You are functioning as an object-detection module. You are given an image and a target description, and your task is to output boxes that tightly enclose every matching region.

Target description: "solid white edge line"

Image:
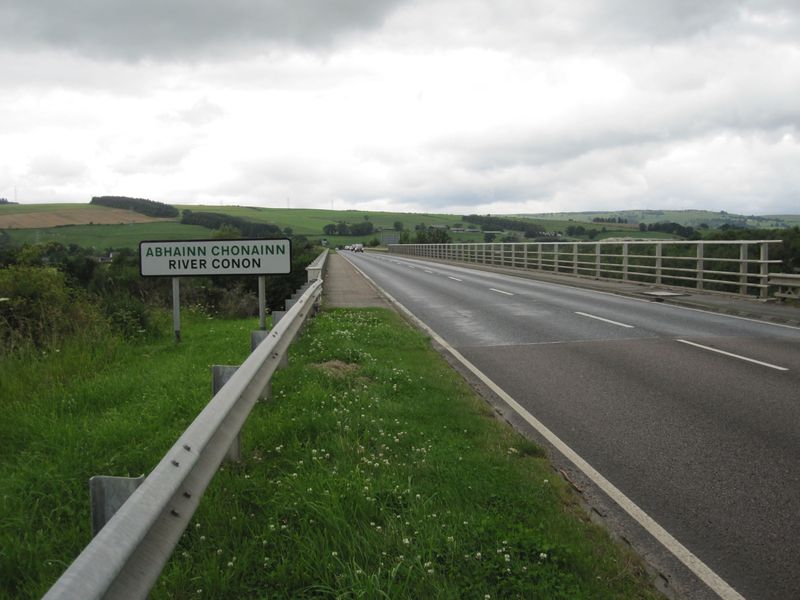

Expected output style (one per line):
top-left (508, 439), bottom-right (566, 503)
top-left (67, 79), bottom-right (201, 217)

top-left (489, 288), bottom-right (514, 296)
top-left (575, 311), bottom-right (635, 329)
top-left (342, 252), bottom-right (745, 600)
top-left (448, 276), bottom-right (463, 282)
top-left (676, 339), bottom-right (789, 371)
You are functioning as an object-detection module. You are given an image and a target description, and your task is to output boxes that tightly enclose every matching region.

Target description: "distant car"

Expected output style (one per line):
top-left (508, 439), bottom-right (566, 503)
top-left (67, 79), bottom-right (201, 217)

top-left (353, 244), bottom-right (364, 252)
top-left (344, 245), bottom-right (352, 251)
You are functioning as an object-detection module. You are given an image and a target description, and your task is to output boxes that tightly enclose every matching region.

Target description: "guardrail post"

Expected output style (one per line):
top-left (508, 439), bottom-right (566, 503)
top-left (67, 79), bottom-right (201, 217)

top-left (696, 242), bottom-right (704, 290)
top-left (760, 243), bottom-right (769, 299)
top-left (251, 330), bottom-right (269, 351)
top-left (212, 365), bottom-right (243, 462)
top-left (89, 475), bottom-right (145, 537)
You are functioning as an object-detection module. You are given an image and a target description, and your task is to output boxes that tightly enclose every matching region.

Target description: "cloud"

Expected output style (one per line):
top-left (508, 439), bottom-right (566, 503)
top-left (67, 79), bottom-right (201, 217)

top-left (161, 98), bottom-right (225, 126)
top-left (27, 155), bottom-right (87, 184)
top-left (0, 0), bottom-right (409, 61)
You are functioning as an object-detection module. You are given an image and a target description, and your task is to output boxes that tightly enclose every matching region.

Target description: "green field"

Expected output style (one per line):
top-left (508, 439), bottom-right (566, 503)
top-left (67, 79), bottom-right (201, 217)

top-left (4, 222), bottom-right (213, 250)
top-left (5, 203), bottom-right (794, 251)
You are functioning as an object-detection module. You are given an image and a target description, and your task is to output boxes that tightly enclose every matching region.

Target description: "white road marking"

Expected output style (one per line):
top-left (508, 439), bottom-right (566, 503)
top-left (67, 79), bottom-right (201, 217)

top-left (424, 269), bottom-right (434, 273)
top-left (340, 252), bottom-right (745, 600)
top-left (676, 339), bottom-right (789, 371)
top-left (575, 312), bottom-right (635, 329)
top-left (489, 288), bottom-right (514, 296)
top-left (448, 276), bottom-right (463, 282)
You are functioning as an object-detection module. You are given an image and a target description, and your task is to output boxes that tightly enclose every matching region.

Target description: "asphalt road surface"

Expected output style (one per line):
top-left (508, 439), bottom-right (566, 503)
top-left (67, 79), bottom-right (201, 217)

top-left (342, 251), bottom-right (800, 600)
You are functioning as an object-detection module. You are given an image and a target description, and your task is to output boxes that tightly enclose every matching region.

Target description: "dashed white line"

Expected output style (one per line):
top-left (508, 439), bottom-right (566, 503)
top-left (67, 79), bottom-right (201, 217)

top-left (677, 339), bottom-right (789, 371)
top-left (448, 276), bottom-right (463, 282)
top-left (424, 269), bottom-right (434, 273)
top-left (489, 288), bottom-right (514, 296)
top-left (575, 312), bottom-right (634, 329)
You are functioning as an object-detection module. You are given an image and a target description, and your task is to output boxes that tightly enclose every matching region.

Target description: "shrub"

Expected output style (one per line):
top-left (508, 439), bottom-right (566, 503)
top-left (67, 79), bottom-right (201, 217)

top-left (0, 266), bottom-right (107, 354)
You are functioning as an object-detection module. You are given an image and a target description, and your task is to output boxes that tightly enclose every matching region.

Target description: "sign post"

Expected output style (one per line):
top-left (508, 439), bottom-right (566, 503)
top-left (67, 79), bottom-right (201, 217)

top-left (172, 277), bottom-right (181, 343)
top-left (140, 238), bottom-right (292, 341)
top-left (258, 276), bottom-right (266, 330)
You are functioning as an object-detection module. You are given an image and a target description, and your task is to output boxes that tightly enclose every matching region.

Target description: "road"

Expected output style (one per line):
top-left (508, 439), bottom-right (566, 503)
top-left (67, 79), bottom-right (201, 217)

top-left (341, 251), bottom-right (800, 600)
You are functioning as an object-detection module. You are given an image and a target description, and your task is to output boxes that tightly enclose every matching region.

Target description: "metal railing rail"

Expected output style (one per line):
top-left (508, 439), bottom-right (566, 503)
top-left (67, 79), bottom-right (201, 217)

top-left (388, 240), bottom-right (783, 298)
top-left (43, 278), bottom-right (323, 600)
top-left (306, 248), bottom-right (329, 281)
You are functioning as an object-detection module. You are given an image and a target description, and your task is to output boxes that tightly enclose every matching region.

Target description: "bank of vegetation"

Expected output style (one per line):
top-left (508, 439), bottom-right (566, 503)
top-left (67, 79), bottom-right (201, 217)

top-left (0, 233), bottom-right (318, 356)
top-left (0, 301), bottom-right (664, 598)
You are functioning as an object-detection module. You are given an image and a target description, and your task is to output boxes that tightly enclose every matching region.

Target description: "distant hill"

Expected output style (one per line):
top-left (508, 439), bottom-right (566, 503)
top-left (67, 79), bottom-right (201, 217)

top-left (521, 210), bottom-right (800, 229)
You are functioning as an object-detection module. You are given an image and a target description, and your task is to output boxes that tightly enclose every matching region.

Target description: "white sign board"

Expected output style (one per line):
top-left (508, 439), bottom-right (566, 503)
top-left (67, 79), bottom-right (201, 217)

top-left (139, 238), bottom-right (292, 277)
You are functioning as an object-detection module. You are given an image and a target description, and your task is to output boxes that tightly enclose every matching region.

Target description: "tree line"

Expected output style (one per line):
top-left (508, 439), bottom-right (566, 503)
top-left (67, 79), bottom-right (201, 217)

top-left (463, 214), bottom-right (545, 238)
top-left (90, 196), bottom-right (179, 218)
top-left (322, 221), bottom-right (375, 236)
top-left (182, 210), bottom-right (283, 238)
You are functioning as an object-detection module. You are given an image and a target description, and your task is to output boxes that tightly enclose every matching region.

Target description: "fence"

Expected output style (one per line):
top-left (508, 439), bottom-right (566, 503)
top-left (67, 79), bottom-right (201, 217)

top-left (43, 251), bottom-right (328, 600)
top-left (389, 240), bottom-right (783, 298)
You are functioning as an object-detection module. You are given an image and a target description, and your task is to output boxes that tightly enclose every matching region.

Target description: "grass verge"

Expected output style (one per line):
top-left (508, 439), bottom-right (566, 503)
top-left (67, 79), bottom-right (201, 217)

top-left (1, 308), bottom-right (661, 599)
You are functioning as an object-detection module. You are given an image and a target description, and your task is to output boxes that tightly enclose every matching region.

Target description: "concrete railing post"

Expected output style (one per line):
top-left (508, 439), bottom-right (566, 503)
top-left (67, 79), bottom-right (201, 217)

top-left (696, 242), bottom-right (704, 290)
top-left (739, 243), bottom-right (748, 296)
top-left (655, 243), bottom-right (663, 285)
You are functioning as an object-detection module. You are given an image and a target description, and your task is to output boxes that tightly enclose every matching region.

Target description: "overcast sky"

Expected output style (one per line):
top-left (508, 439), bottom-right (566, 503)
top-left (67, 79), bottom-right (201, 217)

top-left (1, 0), bottom-right (798, 215)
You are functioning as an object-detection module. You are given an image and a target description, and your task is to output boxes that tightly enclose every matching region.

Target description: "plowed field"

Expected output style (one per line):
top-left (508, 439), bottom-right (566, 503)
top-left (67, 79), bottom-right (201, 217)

top-left (0, 206), bottom-right (172, 229)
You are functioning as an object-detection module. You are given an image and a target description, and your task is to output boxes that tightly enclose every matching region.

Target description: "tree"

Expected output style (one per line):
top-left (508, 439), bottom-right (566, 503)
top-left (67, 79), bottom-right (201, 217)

top-left (283, 227), bottom-right (293, 236)
top-left (484, 232), bottom-right (496, 242)
top-left (213, 224), bottom-right (242, 239)
top-left (350, 221), bottom-right (374, 236)
top-left (393, 221), bottom-right (404, 231)
top-left (336, 222), bottom-right (350, 235)
top-left (323, 224), bottom-right (338, 236)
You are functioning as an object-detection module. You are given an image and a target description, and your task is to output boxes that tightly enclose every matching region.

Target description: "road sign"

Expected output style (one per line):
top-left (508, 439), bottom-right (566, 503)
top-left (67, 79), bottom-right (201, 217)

top-left (139, 238), bottom-right (292, 277)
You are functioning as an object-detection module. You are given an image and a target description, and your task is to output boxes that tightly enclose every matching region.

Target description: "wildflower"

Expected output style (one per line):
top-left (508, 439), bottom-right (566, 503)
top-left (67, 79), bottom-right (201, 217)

top-left (539, 552), bottom-right (548, 560)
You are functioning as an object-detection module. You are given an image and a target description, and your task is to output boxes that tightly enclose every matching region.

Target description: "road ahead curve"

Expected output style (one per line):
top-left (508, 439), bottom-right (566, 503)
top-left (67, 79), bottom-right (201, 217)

top-left (342, 251), bottom-right (800, 600)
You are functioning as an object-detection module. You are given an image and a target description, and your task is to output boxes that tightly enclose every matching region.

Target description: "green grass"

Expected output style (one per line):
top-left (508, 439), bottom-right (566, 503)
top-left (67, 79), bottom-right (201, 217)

top-left (4, 222), bottom-right (214, 250)
top-left (174, 206), bottom-right (469, 236)
top-left (0, 203), bottom-right (90, 215)
top-left (0, 314), bottom-right (255, 598)
top-left (1, 307), bottom-right (661, 599)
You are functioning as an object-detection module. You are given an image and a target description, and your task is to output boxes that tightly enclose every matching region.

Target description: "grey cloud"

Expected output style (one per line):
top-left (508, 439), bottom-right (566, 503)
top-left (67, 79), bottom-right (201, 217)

top-left (27, 155), bottom-right (87, 183)
top-left (0, 0), bottom-right (408, 61)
